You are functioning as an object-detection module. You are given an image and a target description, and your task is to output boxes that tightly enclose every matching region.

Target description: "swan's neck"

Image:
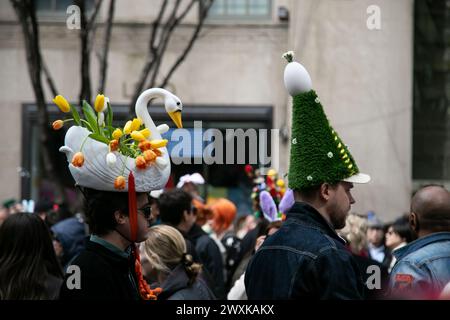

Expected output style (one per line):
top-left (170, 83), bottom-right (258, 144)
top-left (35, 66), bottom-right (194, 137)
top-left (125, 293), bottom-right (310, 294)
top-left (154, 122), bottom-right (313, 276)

top-left (135, 88), bottom-right (168, 140)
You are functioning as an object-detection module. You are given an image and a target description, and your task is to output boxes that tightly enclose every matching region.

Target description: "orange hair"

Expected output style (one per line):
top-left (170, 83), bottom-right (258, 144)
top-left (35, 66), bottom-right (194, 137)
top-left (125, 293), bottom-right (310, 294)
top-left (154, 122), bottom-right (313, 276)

top-left (192, 198), bottom-right (213, 226)
top-left (210, 198), bottom-right (237, 234)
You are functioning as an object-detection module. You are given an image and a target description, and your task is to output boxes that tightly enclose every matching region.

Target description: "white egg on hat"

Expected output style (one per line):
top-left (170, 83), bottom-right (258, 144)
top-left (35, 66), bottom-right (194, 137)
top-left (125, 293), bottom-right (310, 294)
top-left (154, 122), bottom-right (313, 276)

top-left (283, 51), bottom-right (313, 96)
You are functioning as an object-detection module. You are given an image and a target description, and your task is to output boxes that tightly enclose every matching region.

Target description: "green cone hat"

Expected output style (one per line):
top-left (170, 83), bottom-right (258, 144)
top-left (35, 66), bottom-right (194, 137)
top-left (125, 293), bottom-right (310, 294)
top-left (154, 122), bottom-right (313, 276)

top-left (283, 51), bottom-right (370, 190)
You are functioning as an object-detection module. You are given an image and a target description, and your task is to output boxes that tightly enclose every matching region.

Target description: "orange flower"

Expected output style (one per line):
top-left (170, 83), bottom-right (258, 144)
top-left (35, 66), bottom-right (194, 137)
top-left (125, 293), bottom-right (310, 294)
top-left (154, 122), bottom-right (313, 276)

top-left (109, 139), bottom-right (119, 152)
top-left (114, 176), bottom-right (126, 190)
top-left (153, 148), bottom-right (162, 157)
top-left (71, 152), bottom-right (84, 167)
top-left (52, 120), bottom-right (64, 130)
top-left (138, 140), bottom-right (151, 152)
top-left (135, 156), bottom-right (147, 169)
top-left (143, 150), bottom-right (156, 163)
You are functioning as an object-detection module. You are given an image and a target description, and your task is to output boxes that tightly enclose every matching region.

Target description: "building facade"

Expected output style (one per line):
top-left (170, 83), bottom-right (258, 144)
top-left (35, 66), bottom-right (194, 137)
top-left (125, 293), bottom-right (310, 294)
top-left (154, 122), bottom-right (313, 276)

top-left (0, 0), bottom-right (448, 221)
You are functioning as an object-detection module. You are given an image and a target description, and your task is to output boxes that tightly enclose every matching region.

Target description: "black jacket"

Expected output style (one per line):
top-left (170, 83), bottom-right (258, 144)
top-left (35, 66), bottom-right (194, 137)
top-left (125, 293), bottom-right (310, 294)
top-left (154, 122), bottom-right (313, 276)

top-left (157, 264), bottom-right (216, 300)
top-left (59, 240), bottom-right (140, 300)
top-left (186, 224), bottom-right (226, 299)
top-left (245, 202), bottom-right (365, 299)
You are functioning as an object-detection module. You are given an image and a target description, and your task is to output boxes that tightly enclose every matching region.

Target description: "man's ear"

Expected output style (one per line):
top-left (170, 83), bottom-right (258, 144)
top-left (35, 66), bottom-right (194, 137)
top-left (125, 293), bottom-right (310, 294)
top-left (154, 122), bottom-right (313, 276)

top-left (114, 210), bottom-right (128, 225)
top-left (181, 209), bottom-right (190, 222)
top-left (409, 212), bottom-right (419, 234)
top-left (319, 183), bottom-right (332, 201)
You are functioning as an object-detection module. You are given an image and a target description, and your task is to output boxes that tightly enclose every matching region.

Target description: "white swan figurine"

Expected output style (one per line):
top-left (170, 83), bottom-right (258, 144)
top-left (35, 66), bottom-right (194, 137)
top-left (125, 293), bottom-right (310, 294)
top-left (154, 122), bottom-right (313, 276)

top-left (59, 88), bottom-right (183, 192)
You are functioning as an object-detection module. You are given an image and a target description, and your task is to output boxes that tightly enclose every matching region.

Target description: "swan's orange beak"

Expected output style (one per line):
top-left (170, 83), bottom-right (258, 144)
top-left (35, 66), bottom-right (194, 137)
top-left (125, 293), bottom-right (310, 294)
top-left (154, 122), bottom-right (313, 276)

top-left (168, 111), bottom-right (183, 129)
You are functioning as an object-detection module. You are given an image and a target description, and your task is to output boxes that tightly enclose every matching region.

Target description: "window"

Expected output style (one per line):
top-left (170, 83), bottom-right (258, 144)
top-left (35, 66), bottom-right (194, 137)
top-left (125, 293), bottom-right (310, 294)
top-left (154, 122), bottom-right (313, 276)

top-left (36, 0), bottom-right (94, 20)
top-left (412, 0), bottom-right (450, 186)
top-left (208, 0), bottom-right (272, 22)
top-left (37, 0), bottom-right (74, 13)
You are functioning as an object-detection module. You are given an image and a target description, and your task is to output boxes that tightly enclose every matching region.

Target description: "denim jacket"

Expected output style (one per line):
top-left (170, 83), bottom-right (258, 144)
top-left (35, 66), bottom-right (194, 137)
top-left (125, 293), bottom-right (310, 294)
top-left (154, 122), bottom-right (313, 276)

top-left (389, 232), bottom-right (450, 299)
top-left (244, 202), bottom-right (364, 299)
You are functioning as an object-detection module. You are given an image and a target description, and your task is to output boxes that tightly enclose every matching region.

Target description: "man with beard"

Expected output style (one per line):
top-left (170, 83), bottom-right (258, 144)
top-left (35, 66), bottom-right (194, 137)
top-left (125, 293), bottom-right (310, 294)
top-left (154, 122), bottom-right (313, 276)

top-left (245, 51), bottom-right (371, 299)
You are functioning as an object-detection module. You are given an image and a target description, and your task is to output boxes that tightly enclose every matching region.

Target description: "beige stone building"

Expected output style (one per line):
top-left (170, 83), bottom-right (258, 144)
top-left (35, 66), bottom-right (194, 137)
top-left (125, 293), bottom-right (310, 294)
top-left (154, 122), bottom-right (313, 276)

top-left (0, 0), bottom-right (448, 221)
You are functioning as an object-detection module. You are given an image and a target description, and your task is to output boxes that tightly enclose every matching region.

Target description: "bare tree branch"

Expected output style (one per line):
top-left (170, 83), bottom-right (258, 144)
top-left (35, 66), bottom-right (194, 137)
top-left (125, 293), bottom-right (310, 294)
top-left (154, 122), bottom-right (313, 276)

top-left (87, 0), bottom-right (103, 54)
top-left (159, 0), bottom-right (213, 87)
top-left (127, 0), bottom-right (213, 116)
top-left (42, 59), bottom-right (58, 97)
top-left (75, 0), bottom-right (102, 105)
top-left (147, 0), bottom-right (192, 88)
top-left (98, 0), bottom-right (115, 94)
top-left (10, 0), bottom-right (65, 200)
top-left (128, 0), bottom-right (171, 115)
top-left (75, 0), bottom-right (92, 105)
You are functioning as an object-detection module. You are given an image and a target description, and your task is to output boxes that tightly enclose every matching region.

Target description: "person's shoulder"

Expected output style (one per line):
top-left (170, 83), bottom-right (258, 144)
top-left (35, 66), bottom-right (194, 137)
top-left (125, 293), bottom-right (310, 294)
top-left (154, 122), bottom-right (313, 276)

top-left (401, 239), bottom-right (450, 266)
top-left (167, 279), bottom-right (215, 300)
top-left (67, 245), bottom-right (114, 275)
top-left (265, 221), bottom-right (338, 254)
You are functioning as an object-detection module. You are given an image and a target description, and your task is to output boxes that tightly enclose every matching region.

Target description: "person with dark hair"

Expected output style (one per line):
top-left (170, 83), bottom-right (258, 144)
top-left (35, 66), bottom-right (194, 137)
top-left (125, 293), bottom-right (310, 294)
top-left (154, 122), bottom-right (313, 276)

top-left (389, 185), bottom-right (450, 299)
top-left (59, 188), bottom-right (154, 300)
top-left (52, 88), bottom-right (184, 300)
top-left (228, 220), bottom-right (282, 300)
top-left (0, 213), bottom-right (63, 299)
top-left (385, 215), bottom-right (412, 273)
top-left (143, 224), bottom-right (215, 300)
top-left (34, 199), bottom-right (53, 223)
top-left (245, 52), bottom-right (370, 299)
top-left (159, 189), bottom-right (226, 299)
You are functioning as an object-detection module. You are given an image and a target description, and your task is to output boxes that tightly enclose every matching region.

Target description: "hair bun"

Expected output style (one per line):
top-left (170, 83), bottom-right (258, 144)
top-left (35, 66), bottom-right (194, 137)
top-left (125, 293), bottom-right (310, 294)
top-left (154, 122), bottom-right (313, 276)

top-left (182, 253), bottom-right (193, 267)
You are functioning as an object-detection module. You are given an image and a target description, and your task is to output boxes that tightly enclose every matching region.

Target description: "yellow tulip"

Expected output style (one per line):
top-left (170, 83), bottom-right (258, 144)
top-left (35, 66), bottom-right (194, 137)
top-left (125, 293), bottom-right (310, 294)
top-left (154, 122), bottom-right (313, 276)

top-left (131, 118), bottom-right (142, 131)
top-left (112, 128), bottom-right (123, 140)
top-left (131, 130), bottom-right (145, 142)
top-left (53, 95), bottom-right (70, 113)
top-left (149, 139), bottom-right (168, 149)
top-left (94, 94), bottom-right (105, 113)
top-left (52, 120), bottom-right (64, 130)
top-left (139, 128), bottom-right (151, 138)
top-left (124, 120), bottom-right (133, 134)
top-left (276, 179), bottom-right (285, 188)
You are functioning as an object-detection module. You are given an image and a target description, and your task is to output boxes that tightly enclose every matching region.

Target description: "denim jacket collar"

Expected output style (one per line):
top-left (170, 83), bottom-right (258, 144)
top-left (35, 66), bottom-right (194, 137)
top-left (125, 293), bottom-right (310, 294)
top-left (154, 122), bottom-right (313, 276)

top-left (393, 232), bottom-right (450, 260)
top-left (286, 202), bottom-right (346, 245)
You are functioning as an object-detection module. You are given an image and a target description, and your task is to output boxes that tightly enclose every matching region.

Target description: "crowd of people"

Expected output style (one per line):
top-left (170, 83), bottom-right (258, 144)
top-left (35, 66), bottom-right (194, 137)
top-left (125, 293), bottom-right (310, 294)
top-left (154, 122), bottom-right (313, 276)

top-left (0, 172), bottom-right (449, 300)
top-left (1, 51), bottom-right (449, 301)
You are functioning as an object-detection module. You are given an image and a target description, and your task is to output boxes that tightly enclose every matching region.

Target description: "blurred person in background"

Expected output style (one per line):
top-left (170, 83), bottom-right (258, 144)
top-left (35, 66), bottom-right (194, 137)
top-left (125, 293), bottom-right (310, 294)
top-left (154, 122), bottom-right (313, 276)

top-left (176, 173), bottom-right (205, 203)
top-left (389, 185), bottom-right (450, 299)
top-left (0, 213), bottom-right (63, 299)
top-left (159, 189), bottom-right (225, 298)
top-left (209, 198), bottom-right (242, 289)
top-left (339, 213), bottom-right (389, 299)
top-left (366, 211), bottom-right (391, 269)
top-left (228, 220), bottom-right (282, 300)
top-left (385, 215), bottom-right (412, 273)
top-left (51, 212), bottom-right (87, 270)
top-left (142, 224), bottom-right (215, 300)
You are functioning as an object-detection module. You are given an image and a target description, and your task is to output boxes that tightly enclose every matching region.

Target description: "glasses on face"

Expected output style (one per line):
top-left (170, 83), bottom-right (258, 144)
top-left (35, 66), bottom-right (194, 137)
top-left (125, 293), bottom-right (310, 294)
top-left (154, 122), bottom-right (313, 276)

top-left (386, 229), bottom-right (395, 236)
top-left (138, 205), bottom-right (152, 220)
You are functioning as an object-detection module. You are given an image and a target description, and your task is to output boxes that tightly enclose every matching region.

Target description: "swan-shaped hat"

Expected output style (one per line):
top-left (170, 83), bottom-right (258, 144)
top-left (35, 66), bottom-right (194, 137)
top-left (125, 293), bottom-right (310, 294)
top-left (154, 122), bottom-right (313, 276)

top-left (53, 88), bottom-right (183, 192)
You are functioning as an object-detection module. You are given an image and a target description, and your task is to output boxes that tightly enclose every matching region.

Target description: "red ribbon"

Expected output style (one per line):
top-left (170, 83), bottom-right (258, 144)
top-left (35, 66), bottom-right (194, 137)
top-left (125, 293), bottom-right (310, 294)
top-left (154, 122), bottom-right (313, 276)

top-left (128, 171), bottom-right (137, 242)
